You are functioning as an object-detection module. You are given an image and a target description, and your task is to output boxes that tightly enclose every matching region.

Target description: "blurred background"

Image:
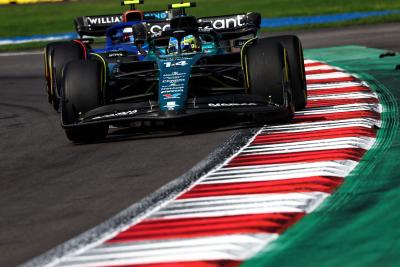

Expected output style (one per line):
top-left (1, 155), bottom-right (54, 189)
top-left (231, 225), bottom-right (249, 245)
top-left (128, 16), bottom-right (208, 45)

top-left (1, 0), bottom-right (400, 51)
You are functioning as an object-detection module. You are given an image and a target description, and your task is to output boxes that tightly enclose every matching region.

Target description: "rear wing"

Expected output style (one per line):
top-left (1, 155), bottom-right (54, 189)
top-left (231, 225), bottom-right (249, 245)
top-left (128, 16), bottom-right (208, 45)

top-left (74, 10), bottom-right (169, 37)
top-left (74, 11), bottom-right (260, 38)
top-left (145, 12), bottom-right (261, 38)
top-left (198, 13), bottom-right (261, 32)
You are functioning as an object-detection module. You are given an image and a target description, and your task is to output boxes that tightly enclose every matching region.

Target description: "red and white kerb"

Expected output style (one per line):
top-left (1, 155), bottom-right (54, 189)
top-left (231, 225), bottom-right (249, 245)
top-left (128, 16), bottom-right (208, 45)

top-left (49, 59), bottom-right (382, 267)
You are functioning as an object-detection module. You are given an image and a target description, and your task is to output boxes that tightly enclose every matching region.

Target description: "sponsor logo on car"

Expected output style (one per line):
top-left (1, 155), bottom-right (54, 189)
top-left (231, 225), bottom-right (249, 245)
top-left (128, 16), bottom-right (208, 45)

top-left (91, 110), bottom-right (138, 120)
top-left (208, 103), bottom-right (258, 107)
top-left (199, 15), bottom-right (246, 30)
top-left (149, 23), bottom-right (171, 36)
top-left (163, 93), bottom-right (181, 99)
top-left (144, 11), bottom-right (168, 20)
top-left (163, 60), bottom-right (188, 68)
top-left (160, 71), bottom-right (187, 94)
top-left (164, 101), bottom-right (180, 110)
top-left (147, 14), bottom-right (248, 36)
top-left (107, 51), bottom-right (126, 58)
top-left (86, 15), bottom-right (122, 25)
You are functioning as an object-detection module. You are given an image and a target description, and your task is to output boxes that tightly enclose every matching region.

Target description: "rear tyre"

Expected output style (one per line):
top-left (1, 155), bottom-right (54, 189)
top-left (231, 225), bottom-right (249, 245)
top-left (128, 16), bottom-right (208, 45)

top-left (270, 35), bottom-right (307, 110)
top-left (49, 42), bottom-right (85, 111)
top-left (245, 37), bottom-right (294, 123)
top-left (44, 42), bottom-right (70, 108)
top-left (62, 60), bottom-right (108, 143)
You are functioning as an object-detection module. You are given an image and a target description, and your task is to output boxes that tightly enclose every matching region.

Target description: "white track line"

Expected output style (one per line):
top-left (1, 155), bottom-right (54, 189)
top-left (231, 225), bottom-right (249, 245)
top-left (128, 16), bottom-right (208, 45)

top-left (0, 50), bottom-right (43, 57)
top-left (56, 234), bottom-right (278, 267)
top-left (149, 192), bottom-right (329, 219)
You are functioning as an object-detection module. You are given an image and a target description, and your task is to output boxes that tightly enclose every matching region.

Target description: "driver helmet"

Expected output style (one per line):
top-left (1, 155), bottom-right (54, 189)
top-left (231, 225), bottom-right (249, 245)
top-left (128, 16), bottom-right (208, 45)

top-left (167, 35), bottom-right (201, 54)
top-left (181, 34), bottom-right (200, 53)
top-left (122, 27), bottom-right (134, 43)
top-left (167, 37), bottom-right (179, 54)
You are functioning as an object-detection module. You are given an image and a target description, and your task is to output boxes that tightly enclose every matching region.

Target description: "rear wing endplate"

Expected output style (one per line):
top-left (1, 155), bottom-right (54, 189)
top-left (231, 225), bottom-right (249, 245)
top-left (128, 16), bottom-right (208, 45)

top-left (74, 10), bottom-right (169, 37)
top-left (145, 12), bottom-right (261, 37)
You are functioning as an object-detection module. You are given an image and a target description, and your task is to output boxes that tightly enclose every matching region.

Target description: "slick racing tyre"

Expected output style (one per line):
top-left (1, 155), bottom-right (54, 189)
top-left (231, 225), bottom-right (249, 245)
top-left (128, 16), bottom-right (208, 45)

top-left (49, 41), bottom-right (85, 111)
top-left (269, 35), bottom-right (307, 110)
top-left (61, 60), bottom-right (108, 143)
top-left (44, 42), bottom-right (70, 108)
top-left (245, 37), bottom-right (294, 123)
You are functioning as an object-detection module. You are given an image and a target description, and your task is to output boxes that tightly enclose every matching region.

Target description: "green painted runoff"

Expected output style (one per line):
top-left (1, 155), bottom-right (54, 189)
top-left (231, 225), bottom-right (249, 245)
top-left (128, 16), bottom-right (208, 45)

top-left (242, 45), bottom-right (400, 267)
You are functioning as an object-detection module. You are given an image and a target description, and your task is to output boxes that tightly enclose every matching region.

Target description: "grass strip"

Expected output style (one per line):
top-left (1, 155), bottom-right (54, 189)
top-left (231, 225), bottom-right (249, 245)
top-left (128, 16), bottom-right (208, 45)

top-left (1, 0), bottom-right (400, 37)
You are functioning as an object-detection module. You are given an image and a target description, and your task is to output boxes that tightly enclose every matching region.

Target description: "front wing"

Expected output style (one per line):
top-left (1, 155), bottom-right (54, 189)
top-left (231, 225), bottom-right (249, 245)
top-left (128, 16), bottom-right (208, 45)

top-left (62, 95), bottom-right (291, 128)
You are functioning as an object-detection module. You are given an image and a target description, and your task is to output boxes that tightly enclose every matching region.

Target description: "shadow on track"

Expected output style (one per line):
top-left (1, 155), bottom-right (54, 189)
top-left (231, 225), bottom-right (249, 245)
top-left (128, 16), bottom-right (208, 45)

top-left (81, 114), bottom-right (262, 145)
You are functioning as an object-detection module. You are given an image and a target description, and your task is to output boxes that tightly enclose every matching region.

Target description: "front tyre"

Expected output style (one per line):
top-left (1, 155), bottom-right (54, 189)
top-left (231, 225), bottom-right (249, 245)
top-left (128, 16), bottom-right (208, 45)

top-left (44, 42), bottom-right (72, 109)
top-left (271, 35), bottom-right (307, 110)
top-left (244, 37), bottom-right (294, 123)
top-left (61, 60), bottom-right (108, 143)
top-left (49, 42), bottom-right (85, 111)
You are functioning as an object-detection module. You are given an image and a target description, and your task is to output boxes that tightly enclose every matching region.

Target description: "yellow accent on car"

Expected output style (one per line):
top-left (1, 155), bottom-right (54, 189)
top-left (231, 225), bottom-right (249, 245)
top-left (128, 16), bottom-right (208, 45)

top-left (90, 53), bottom-right (107, 92)
top-left (244, 56), bottom-right (249, 90)
top-left (240, 37), bottom-right (256, 90)
top-left (44, 48), bottom-right (48, 78)
top-left (171, 2), bottom-right (191, 8)
top-left (283, 48), bottom-right (289, 82)
top-left (122, 0), bottom-right (142, 5)
top-left (48, 53), bottom-right (54, 102)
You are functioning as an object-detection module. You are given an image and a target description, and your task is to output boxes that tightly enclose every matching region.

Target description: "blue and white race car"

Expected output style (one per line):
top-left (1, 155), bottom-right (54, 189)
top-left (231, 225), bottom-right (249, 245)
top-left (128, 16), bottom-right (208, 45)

top-left (45, 0), bottom-right (170, 111)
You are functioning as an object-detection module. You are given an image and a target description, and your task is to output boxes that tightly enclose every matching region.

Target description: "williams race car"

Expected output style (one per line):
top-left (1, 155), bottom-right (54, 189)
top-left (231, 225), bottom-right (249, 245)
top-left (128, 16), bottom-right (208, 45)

top-left (44, 0), bottom-right (170, 111)
top-left (49, 2), bottom-right (307, 142)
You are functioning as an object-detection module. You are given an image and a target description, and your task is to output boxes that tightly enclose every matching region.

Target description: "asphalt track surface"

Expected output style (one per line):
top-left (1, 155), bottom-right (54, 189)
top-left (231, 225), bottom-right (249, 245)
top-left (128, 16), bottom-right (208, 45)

top-left (1, 23), bottom-right (400, 267)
